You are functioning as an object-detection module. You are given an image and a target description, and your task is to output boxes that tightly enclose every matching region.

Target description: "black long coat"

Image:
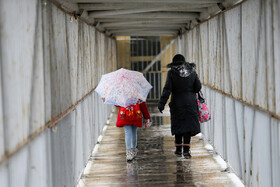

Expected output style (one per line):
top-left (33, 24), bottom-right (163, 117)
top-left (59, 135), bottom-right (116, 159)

top-left (158, 66), bottom-right (202, 136)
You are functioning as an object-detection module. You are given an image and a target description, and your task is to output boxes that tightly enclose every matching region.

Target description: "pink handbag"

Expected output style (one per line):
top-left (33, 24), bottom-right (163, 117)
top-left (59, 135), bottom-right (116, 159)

top-left (197, 91), bottom-right (211, 123)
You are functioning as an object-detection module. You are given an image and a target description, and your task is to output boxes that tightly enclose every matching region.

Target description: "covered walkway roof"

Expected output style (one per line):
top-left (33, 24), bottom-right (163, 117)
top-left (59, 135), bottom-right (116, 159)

top-left (54, 0), bottom-right (243, 36)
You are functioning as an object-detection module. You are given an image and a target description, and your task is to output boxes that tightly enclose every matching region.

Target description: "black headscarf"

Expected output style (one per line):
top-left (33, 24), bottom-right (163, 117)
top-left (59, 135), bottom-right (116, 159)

top-left (167, 54), bottom-right (196, 77)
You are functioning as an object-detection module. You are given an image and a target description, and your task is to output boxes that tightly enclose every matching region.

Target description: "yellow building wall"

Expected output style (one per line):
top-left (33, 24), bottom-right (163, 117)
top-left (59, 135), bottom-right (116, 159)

top-left (160, 37), bottom-right (175, 124)
top-left (116, 36), bottom-right (174, 72)
top-left (160, 36), bottom-right (175, 89)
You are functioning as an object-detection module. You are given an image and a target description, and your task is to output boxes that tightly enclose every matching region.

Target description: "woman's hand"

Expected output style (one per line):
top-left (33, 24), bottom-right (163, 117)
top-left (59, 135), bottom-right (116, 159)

top-left (158, 103), bottom-right (164, 113)
top-left (143, 119), bottom-right (152, 128)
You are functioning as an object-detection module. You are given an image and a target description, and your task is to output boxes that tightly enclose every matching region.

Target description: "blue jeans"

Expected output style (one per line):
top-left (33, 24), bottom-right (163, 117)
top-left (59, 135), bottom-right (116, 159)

top-left (124, 125), bottom-right (138, 150)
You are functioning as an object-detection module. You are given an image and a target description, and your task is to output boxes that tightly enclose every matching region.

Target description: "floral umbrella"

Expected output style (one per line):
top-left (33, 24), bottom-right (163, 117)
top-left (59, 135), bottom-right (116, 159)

top-left (95, 68), bottom-right (152, 107)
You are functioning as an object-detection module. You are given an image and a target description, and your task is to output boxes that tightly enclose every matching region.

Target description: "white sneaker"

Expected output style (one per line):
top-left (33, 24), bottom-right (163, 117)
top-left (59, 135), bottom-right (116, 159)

top-left (132, 148), bottom-right (138, 159)
top-left (126, 149), bottom-right (134, 161)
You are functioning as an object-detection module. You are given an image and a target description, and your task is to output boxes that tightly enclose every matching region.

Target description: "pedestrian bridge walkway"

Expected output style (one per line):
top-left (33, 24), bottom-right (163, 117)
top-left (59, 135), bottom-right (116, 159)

top-left (77, 106), bottom-right (243, 187)
top-left (1, 0), bottom-right (280, 186)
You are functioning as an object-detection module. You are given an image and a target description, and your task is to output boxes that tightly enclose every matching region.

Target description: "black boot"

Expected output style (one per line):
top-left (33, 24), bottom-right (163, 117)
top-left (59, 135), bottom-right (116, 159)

top-left (183, 146), bottom-right (191, 159)
top-left (174, 146), bottom-right (182, 156)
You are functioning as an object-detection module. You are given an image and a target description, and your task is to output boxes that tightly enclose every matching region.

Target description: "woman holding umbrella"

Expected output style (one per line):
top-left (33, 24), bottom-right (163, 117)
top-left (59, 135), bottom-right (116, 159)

top-left (95, 68), bottom-right (152, 161)
top-left (158, 54), bottom-right (201, 159)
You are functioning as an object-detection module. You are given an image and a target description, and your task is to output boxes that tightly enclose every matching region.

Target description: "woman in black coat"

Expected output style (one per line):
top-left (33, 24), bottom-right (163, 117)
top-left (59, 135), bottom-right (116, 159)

top-left (158, 54), bottom-right (201, 159)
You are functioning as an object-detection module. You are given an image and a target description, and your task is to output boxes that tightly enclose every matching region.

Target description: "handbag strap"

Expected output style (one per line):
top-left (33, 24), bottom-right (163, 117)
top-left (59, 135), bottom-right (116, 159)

top-left (197, 91), bottom-right (205, 103)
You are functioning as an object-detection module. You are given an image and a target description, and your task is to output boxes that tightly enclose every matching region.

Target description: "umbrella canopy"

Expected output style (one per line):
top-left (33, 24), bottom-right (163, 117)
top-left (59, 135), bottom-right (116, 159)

top-left (95, 68), bottom-right (152, 107)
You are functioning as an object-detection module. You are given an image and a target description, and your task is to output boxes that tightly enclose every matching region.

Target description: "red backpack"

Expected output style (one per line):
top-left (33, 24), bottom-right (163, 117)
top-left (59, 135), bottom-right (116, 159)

top-left (119, 103), bottom-right (142, 122)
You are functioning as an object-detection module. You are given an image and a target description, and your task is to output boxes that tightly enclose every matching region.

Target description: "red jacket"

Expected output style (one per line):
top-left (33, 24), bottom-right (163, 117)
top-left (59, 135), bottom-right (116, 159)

top-left (116, 102), bottom-right (150, 128)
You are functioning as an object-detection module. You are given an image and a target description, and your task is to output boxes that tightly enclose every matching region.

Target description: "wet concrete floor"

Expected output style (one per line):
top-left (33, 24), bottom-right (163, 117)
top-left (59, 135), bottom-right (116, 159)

top-left (78, 106), bottom-right (243, 187)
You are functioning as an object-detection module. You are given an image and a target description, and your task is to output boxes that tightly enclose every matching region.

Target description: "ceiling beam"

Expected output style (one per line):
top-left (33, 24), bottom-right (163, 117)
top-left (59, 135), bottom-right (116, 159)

top-left (106, 25), bottom-right (184, 30)
top-left (95, 18), bottom-right (193, 23)
top-left (109, 29), bottom-right (179, 36)
top-left (113, 31), bottom-right (177, 36)
top-left (75, 0), bottom-right (222, 3)
top-left (78, 3), bottom-right (211, 11)
top-left (99, 21), bottom-right (188, 27)
top-left (105, 24), bottom-right (185, 29)
top-left (89, 12), bottom-right (199, 19)
top-left (78, 3), bottom-right (213, 10)
top-left (89, 7), bottom-right (169, 17)
top-left (87, 7), bottom-right (205, 17)
top-left (109, 28), bottom-right (178, 32)
top-left (114, 34), bottom-right (175, 36)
